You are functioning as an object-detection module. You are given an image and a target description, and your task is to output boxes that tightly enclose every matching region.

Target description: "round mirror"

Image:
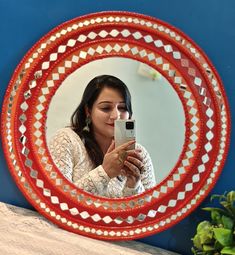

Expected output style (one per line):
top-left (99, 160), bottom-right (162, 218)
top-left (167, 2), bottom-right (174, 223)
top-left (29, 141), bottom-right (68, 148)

top-left (46, 57), bottom-right (185, 185)
top-left (1, 11), bottom-right (230, 240)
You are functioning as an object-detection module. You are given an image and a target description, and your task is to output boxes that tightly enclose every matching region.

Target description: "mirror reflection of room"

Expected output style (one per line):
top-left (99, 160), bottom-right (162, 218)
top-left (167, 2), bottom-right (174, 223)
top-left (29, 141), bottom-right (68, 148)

top-left (46, 57), bottom-right (185, 197)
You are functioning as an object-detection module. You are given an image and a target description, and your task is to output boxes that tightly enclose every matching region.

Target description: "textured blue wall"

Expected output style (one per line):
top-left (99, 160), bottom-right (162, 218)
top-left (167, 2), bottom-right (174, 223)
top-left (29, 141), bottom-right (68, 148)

top-left (0, 1), bottom-right (234, 254)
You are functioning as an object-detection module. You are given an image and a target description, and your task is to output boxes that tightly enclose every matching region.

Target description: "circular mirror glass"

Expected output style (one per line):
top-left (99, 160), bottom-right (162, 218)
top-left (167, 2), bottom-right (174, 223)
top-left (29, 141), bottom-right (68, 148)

top-left (46, 57), bottom-right (185, 187)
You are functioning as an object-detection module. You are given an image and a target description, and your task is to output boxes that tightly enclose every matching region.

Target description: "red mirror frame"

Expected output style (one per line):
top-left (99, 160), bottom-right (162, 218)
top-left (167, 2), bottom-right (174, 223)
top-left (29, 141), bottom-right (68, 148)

top-left (1, 11), bottom-right (230, 240)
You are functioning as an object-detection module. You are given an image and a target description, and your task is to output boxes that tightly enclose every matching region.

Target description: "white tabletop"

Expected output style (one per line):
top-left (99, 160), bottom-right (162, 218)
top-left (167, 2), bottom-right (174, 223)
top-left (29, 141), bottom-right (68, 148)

top-left (0, 202), bottom-right (180, 255)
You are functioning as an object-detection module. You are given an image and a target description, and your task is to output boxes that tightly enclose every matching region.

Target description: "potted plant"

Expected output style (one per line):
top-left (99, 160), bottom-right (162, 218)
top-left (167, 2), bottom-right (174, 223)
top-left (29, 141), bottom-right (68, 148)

top-left (192, 191), bottom-right (235, 254)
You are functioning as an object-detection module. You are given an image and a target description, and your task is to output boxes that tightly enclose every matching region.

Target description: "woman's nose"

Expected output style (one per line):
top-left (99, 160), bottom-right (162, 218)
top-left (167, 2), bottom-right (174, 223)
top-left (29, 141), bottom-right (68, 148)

top-left (110, 108), bottom-right (120, 120)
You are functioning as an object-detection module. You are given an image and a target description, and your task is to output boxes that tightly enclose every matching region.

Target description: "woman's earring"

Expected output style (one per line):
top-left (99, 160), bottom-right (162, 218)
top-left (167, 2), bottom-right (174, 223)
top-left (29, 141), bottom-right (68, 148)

top-left (83, 117), bottom-right (91, 132)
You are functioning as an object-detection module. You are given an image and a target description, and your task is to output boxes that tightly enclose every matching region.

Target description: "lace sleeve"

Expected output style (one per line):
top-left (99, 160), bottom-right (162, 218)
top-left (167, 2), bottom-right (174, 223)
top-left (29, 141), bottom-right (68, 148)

top-left (48, 128), bottom-right (110, 196)
top-left (122, 181), bottom-right (145, 197)
top-left (74, 165), bottom-right (110, 197)
top-left (48, 129), bottom-right (74, 181)
top-left (138, 144), bottom-right (156, 189)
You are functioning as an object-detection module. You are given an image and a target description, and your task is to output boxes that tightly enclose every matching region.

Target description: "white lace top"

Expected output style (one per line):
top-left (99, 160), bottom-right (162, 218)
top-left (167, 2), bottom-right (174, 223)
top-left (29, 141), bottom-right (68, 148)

top-left (48, 128), bottom-right (156, 197)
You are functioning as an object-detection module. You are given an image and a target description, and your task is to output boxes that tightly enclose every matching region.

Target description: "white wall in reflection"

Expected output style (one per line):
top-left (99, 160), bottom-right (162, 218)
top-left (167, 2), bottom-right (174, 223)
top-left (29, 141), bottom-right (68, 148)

top-left (46, 57), bottom-right (185, 184)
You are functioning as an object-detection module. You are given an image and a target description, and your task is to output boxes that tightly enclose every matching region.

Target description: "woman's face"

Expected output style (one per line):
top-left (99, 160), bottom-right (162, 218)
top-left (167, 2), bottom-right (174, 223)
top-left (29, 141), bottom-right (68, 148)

top-left (89, 87), bottom-right (130, 140)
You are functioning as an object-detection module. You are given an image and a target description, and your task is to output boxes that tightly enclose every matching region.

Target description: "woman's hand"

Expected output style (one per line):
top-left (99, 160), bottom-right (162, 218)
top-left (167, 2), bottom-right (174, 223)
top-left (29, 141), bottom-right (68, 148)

top-left (102, 140), bottom-right (136, 178)
top-left (122, 150), bottom-right (144, 188)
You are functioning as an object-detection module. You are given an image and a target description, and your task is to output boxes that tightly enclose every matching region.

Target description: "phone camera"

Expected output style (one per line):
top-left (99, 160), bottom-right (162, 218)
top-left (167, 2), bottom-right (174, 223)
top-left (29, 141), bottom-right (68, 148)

top-left (126, 121), bottom-right (134, 130)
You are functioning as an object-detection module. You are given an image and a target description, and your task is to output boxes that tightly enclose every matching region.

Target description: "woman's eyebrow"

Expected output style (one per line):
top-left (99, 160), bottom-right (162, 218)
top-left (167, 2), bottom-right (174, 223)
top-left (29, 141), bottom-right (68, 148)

top-left (98, 101), bottom-right (125, 105)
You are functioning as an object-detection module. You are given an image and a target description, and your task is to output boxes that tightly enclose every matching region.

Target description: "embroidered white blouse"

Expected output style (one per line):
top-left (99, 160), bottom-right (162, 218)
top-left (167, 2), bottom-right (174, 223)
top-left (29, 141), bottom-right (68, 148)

top-left (49, 128), bottom-right (156, 197)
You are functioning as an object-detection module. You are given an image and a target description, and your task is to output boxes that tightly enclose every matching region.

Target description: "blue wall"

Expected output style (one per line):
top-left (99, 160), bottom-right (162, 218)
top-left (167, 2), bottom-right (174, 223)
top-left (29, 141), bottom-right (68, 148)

top-left (0, 1), bottom-right (234, 254)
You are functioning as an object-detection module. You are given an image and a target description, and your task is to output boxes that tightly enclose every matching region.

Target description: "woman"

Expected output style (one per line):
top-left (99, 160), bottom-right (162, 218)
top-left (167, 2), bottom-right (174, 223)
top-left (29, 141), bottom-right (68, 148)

top-left (49, 75), bottom-right (156, 197)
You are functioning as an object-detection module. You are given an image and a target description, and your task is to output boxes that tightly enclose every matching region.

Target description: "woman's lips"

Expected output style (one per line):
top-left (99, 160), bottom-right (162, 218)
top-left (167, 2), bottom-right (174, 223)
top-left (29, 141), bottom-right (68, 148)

top-left (107, 123), bottom-right (114, 127)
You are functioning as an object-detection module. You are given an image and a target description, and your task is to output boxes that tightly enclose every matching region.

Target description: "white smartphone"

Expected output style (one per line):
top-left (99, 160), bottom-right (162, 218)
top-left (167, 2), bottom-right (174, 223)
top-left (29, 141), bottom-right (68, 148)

top-left (114, 119), bottom-right (136, 149)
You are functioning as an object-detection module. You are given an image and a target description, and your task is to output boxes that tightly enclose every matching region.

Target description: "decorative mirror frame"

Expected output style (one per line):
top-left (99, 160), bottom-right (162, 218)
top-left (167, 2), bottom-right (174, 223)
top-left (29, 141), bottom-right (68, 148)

top-left (1, 11), bottom-right (230, 240)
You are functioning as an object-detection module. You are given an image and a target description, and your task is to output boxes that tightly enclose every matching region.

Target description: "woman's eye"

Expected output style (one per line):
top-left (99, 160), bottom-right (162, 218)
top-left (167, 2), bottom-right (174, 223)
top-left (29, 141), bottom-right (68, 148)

top-left (118, 106), bottom-right (127, 112)
top-left (100, 105), bottom-right (127, 112)
top-left (100, 107), bottom-right (111, 112)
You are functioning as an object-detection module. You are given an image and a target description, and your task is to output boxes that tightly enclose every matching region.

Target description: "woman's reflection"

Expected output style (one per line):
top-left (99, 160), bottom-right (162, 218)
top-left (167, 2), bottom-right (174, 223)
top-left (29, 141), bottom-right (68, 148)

top-left (49, 75), bottom-right (156, 197)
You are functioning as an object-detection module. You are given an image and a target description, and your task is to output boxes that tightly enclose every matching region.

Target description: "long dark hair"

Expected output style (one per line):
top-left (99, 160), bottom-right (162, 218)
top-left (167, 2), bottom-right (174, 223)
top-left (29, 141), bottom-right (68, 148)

top-left (71, 75), bottom-right (133, 166)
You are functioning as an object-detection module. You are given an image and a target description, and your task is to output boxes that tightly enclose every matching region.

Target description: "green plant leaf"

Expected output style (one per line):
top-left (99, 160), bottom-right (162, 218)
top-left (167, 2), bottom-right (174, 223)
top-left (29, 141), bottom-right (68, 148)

top-left (191, 247), bottom-right (207, 255)
top-left (221, 201), bottom-right (230, 209)
top-left (197, 221), bottom-right (212, 233)
top-left (220, 201), bottom-right (235, 219)
top-left (194, 221), bottom-right (214, 245)
top-left (213, 228), bottom-right (233, 246)
top-left (221, 246), bottom-right (235, 255)
top-left (211, 210), bottom-right (222, 224)
top-left (227, 191), bottom-right (235, 203)
top-left (225, 191), bottom-right (235, 218)
top-left (202, 244), bottom-right (215, 251)
top-left (200, 231), bottom-right (214, 245)
top-left (215, 240), bottom-right (224, 250)
top-left (222, 215), bottom-right (234, 230)
top-left (211, 194), bottom-right (226, 202)
top-left (191, 247), bottom-right (197, 254)
top-left (193, 234), bottom-right (203, 250)
top-left (203, 207), bottom-right (228, 217)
